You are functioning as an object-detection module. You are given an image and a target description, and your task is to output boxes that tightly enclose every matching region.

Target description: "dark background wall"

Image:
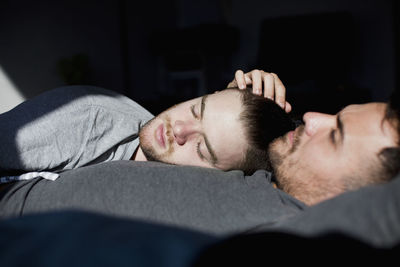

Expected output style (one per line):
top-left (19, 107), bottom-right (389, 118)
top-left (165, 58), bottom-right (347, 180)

top-left (0, 0), bottom-right (398, 116)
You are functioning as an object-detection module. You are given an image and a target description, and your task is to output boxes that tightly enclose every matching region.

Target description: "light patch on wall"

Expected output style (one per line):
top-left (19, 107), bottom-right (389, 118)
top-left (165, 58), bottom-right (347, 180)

top-left (0, 65), bottom-right (25, 114)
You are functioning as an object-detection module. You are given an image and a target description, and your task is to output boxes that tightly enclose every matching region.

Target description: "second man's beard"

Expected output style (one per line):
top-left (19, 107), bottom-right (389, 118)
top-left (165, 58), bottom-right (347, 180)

top-left (268, 125), bottom-right (305, 189)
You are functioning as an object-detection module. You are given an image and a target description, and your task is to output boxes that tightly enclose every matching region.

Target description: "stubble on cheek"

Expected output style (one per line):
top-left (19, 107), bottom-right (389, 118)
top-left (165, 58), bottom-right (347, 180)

top-left (273, 156), bottom-right (302, 196)
top-left (268, 133), bottom-right (302, 193)
top-left (268, 142), bottom-right (283, 168)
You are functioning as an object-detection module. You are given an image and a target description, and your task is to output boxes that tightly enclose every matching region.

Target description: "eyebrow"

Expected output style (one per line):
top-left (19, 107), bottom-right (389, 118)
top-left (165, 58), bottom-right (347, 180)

top-left (336, 113), bottom-right (345, 145)
top-left (199, 95), bottom-right (218, 165)
top-left (200, 95), bottom-right (207, 120)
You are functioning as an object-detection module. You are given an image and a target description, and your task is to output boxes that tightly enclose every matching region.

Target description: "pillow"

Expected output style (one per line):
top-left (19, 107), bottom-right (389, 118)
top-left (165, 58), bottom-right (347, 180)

top-left (252, 171), bottom-right (400, 247)
top-left (194, 173), bottom-right (400, 265)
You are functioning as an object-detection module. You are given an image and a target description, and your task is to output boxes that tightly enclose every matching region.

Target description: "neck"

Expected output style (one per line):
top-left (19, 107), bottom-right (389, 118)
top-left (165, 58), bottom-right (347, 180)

top-left (131, 146), bottom-right (147, 161)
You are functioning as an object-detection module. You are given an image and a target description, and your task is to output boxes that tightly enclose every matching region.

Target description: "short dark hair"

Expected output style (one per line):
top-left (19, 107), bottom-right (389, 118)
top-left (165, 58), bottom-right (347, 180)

top-left (345, 91), bottom-right (400, 190)
top-left (376, 91), bottom-right (400, 182)
top-left (230, 88), bottom-right (295, 175)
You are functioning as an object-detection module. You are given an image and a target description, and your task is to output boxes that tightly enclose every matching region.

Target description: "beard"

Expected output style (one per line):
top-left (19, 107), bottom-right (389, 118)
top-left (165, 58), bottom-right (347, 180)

top-left (138, 115), bottom-right (175, 163)
top-left (268, 125), bottom-right (339, 205)
top-left (268, 125), bottom-right (305, 190)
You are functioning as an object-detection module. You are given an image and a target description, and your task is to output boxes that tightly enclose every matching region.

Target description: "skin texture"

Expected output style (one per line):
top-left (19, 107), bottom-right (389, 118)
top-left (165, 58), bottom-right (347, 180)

top-left (136, 89), bottom-right (248, 170)
top-left (269, 102), bottom-right (398, 205)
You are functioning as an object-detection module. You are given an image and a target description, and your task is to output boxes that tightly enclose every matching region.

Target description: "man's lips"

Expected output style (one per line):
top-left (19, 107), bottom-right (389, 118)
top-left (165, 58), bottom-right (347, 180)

top-left (287, 130), bottom-right (294, 146)
top-left (156, 123), bottom-right (166, 148)
top-left (287, 126), bottom-right (303, 148)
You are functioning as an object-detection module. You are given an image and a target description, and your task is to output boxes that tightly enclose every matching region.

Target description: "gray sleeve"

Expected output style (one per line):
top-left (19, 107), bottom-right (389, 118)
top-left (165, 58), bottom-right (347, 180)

top-left (0, 161), bottom-right (305, 235)
top-left (0, 86), bottom-right (154, 175)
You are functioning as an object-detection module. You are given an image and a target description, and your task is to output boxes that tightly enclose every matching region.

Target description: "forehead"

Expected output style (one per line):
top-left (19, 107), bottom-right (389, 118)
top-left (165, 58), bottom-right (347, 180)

top-left (206, 89), bottom-right (242, 108)
top-left (203, 90), bottom-right (247, 168)
top-left (341, 102), bottom-right (391, 135)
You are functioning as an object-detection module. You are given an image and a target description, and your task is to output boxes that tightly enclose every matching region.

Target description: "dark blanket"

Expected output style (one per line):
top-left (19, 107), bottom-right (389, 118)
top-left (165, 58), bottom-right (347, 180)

top-left (0, 211), bottom-right (217, 267)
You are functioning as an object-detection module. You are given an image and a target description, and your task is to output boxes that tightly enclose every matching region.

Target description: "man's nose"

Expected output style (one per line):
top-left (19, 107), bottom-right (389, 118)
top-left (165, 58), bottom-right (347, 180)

top-left (173, 120), bottom-right (200, 145)
top-left (303, 112), bottom-right (335, 136)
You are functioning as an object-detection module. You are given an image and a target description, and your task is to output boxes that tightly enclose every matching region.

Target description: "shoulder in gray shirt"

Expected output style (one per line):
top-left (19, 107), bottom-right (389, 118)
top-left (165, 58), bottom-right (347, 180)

top-left (0, 86), bottom-right (154, 175)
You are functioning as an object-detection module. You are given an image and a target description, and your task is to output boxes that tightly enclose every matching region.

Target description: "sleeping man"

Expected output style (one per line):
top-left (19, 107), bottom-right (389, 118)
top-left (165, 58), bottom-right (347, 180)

top-left (0, 70), bottom-right (293, 178)
top-left (231, 70), bottom-right (400, 205)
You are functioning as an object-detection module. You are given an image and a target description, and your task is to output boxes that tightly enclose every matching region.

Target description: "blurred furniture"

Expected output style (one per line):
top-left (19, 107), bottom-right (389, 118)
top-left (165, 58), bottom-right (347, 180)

top-left (149, 23), bottom-right (239, 101)
top-left (257, 12), bottom-right (370, 115)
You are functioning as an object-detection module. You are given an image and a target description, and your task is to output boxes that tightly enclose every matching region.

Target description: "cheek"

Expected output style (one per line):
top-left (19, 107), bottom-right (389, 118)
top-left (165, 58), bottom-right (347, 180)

top-left (297, 143), bottom-right (340, 177)
top-left (170, 142), bottom-right (198, 162)
top-left (171, 143), bottom-right (214, 168)
top-left (139, 120), bottom-right (155, 142)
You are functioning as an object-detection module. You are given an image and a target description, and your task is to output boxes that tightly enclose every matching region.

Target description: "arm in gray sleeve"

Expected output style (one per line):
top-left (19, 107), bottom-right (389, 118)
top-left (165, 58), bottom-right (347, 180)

top-left (0, 86), bottom-right (154, 175)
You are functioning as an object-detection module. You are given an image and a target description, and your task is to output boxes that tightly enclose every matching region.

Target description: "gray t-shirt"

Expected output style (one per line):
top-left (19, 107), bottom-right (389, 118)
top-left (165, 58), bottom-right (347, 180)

top-left (0, 161), bottom-right (306, 235)
top-left (0, 86), bottom-right (154, 175)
